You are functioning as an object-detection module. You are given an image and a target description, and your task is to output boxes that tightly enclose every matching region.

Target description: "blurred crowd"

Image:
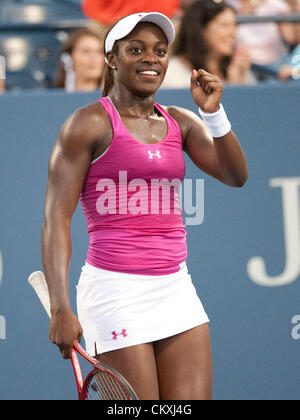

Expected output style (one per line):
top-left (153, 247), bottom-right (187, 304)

top-left (0, 0), bottom-right (300, 94)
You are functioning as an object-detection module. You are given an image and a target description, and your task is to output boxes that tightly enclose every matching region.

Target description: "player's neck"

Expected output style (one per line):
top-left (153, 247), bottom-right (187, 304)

top-left (109, 88), bottom-right (157, 119)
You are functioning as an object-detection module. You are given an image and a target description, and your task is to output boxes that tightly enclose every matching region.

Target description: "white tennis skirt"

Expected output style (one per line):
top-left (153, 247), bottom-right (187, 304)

top-left (76, 261), bottom-right (209, 356)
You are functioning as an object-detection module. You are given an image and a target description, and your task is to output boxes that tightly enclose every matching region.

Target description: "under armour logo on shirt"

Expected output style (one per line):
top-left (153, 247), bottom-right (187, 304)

top-left (148, 150), bottom-right (162, 159)
top-left (112, 329), bottom-right (127, 340)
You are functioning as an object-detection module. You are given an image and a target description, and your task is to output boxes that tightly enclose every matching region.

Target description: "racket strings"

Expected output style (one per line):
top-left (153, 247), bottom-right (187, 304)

top-left (85, 370), bottom-right (133, 400)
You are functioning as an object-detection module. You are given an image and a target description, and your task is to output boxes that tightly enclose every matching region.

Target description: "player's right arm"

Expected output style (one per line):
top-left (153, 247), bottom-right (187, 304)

top-left (41, 102), bottom-right (110, 359)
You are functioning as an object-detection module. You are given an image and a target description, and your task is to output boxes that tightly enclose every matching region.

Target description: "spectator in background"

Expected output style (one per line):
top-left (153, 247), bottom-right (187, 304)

top-left (162, 0), bottom-right (255, 88)
top-left (0, 55), bottom-right (5, 93)
top-left (226, 0), bottom-right (300, 78)
top-left (55, 28), bottom-right (105, 93)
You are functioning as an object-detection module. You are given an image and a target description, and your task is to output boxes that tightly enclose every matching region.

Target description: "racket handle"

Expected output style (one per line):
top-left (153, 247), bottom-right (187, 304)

top-left (71, 348), bottom-right (84, 396)
top-left (28, 271), bottom-right (51, 318)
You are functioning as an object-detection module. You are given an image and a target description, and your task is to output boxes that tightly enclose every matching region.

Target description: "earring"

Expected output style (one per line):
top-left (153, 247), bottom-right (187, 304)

top-left (111, 65), bottom-right (117, 70)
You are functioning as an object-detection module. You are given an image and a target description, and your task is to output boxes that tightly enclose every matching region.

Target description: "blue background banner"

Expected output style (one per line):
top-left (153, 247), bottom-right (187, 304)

top-left (0, 84), bottom-right (299, 400)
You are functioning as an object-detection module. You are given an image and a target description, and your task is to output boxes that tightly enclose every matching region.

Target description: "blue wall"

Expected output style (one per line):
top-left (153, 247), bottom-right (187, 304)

top-left (0, 84), bottom-right (300, 400)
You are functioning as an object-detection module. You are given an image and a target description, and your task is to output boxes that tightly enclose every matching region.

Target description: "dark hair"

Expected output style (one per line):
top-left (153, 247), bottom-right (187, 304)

top-left (102, 17), bottom-right (124, 98)
top-left (173, 0), bottom-right (236, 79)
top-left (55, 28), bottom-right (104, 89)
top-left (102, 43), bottom-right (119, 97)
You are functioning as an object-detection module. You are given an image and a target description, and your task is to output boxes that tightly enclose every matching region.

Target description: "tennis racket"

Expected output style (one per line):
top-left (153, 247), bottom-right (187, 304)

top-left (28, 271), bottom-right (139, 401)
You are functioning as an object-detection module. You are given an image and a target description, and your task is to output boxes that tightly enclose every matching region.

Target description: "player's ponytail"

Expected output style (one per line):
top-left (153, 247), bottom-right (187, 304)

top-left (102, 28), bottom-right (119, 97)
top-left (102, 64), bottom-right (113, 97)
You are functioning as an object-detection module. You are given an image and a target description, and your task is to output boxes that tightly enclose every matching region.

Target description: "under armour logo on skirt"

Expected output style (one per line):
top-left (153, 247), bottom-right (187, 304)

top-left (148, 150), bottom-right (162, 159)
top-left (112, 329), bottom-right (128, 340)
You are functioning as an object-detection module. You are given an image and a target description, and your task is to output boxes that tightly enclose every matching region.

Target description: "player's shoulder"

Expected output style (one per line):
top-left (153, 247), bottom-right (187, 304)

top-left (68, 100), bottom-right (109, 128)
top-left (161, 104), bottom-right (198, 121)
top-left (159, 104), bottom-right (208, 144)
top-left (161, 104), bottom-right (202, 129)
top-left (61, 100), bottom-right (111, 141)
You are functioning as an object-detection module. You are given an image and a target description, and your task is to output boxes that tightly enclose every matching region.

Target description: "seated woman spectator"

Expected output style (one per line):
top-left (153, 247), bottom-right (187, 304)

top-left (55, 28), bottom-right (105, 92)
top-left (162, 0), bottom-right (255, 89)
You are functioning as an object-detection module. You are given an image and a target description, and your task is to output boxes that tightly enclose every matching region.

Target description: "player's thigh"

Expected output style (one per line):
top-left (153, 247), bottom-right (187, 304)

top-left (154, 324), bottom-right (213, 400)
top-left (97, 343), bottom-right (159, 400)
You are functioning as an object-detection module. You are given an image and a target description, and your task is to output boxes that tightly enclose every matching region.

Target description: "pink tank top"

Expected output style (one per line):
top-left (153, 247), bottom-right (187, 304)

top-left (80, 97), bottom-right (187, 275)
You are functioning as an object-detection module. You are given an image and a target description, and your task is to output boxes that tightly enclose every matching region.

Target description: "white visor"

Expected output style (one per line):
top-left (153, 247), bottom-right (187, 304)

top-left (105, 12), bottom-right (175, 54)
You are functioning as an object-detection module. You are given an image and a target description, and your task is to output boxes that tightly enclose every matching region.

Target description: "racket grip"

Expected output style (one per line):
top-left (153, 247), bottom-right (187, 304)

top-left (28, 271), bottom-right (51, 318)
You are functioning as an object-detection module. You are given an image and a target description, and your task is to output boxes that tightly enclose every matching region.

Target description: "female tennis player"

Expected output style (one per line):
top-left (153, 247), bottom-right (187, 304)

top-left (41, 12), bottom-right (248, 400)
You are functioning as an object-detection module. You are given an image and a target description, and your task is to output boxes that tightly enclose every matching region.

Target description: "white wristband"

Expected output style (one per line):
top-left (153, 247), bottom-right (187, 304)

top-left (198, 104), bottom-right (232, 138)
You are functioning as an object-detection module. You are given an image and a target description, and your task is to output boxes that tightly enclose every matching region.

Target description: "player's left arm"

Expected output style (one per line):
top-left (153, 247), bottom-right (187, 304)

top-left (168, 70), bottom-right (248, 188)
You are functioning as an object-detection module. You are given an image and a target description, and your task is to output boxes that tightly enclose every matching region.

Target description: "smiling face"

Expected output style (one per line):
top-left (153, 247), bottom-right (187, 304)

top-left (71, 35), bottom-right (105, 83)
top-left (203, 8), bottom-right (237, 58)
top-left (107, 22), bottom-right (169, 97)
